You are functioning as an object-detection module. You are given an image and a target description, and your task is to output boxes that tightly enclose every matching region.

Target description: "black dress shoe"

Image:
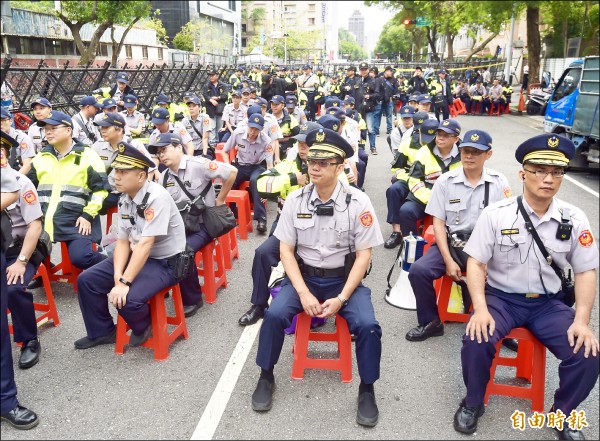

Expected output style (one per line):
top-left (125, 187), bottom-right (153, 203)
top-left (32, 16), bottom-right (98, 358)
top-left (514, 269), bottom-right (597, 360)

top-left (453, 398), bottom-right (485, 434)
top-left (74, 327), bottom-right (116, 350)
top-left (356, 390), bottom-right (379, 427)
top-left (27, 277), bottom-right (43, 290)
top-left (183, 298), bottom-right (204, 318)
top-left (405, 319), bottom-right (444, 342)
top-left (238, 305), bottom-right (266, 326)
top-left (256, 219), bottom-right (267, 234)
top-left (18, 338), bottom-right (40, 369)
top-left (129, 324), bottom-right (152, 347)
top-left (502, 338), bottom-right (519, 352)
top-left (384, 232), bottom-right (402, 249)
top-left (252, 377), bottom-right (275, 411)
top-left (1, 405), bottom-right (39, 430)
top-left (556, 426), bottom-right (586, 440)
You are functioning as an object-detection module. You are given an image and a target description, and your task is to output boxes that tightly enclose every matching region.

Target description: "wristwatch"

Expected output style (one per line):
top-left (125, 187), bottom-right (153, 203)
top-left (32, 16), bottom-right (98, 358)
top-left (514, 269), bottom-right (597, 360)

top-left (118, 277), bottom-right (132, 287)
top-left (337, 295), bottom-right (349, 307)
top-left (18, 255), bottom-right (28, 264)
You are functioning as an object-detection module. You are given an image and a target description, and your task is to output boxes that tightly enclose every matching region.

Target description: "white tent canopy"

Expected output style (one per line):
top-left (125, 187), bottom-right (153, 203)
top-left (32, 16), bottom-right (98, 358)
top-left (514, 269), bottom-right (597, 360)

top-left (237, 48), bottom-right (274, 64)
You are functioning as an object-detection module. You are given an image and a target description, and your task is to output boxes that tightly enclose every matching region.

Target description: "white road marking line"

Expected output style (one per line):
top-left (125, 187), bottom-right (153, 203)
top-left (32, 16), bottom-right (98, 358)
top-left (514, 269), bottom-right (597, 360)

top-left (564, 175), bottom-right (599, 198)
top-left (190, 320), bottom-right (262, 440)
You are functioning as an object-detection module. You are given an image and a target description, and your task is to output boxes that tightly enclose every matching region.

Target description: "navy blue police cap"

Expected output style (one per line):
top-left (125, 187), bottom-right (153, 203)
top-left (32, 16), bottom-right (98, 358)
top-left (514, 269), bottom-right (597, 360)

top-left (248, 114), bottom-right (265, 129)
top-left (0, 108), bottom-right (11, 119)
top-left (247, 105), bottom-right (262, 117)
top-left (324, 97), bottom-right (342, 108)
top-left (116, 72), bottom-right (129, 84)
top-left (111, 142), bottom-right (154, 170)
top-left (123, 95), bottom-right (137, 108)
top-left (93, 112), bottom-right (126, 128)
top-left (31, 97), bottom-right (52, 108)
top-left (399, 105), bottom-right (416, 118)
top-left (306, 128), bottom-right (354, 160)
top-left (412, 111), bottom-right (429, 129)
top-left (80, 96), bottom-right (102, 109)
top-left (102, 98), bottom-right (118, 109)
top-left (460, 130), bottom-right (493, 151)
top-left (326, 107), bottom-right (346, 121)
top-left (147, 133), bottom-right (183, 154)
top-left (292, 122), bottom-right (323, 142)
top-left (316, 114), bottom-right (341, 133)
top-left (419, 119), bottom-right (440, 143)
top-left (270, 95), bottom-right (285, 105)
top-left (151, 107), bottom-right (170, 124)
top-left (437, 119), bottom-right (461, 136)
top-left (515, 134), bottom-right (575, 167)
top-left (37, 111), bottom-right (73, 128)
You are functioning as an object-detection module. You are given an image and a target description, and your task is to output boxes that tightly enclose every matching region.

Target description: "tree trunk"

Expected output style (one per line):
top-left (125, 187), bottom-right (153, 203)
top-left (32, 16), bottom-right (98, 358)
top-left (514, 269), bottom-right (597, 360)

top-left (426, 26), bottom-right (439, 61)
top-left (110, 17), bottom-right (141, 67)
top-left (526, 5), bottom-right (541, 88)
top-left (446, 33), bottom-right (455, 61)
top-left (464, 32), bottom-right (499, 62)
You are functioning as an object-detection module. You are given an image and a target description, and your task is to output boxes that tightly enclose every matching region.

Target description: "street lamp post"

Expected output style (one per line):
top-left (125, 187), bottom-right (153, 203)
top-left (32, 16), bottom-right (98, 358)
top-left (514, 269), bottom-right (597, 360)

top-left (284, 33), bottom-right (289, 65)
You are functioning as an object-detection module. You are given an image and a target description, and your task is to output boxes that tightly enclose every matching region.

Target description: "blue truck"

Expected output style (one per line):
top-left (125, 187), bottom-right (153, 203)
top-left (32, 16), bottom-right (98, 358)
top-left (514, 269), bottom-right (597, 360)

top-left (543, 56), bottom-right (599, 169)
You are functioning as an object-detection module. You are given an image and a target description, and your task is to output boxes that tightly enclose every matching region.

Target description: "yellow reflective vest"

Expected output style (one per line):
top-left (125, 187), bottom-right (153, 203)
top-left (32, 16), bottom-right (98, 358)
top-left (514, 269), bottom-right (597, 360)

top-left (26, 143), bottom-right (109, 243)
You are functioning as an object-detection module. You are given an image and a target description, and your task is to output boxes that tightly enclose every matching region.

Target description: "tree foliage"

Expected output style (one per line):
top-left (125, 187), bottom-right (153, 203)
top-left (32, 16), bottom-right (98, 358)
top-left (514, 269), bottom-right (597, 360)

top-left (374, 15), bottom-right (424, 61)
top-left (139, 10), bottom-right (169, 47)
top-left (53, 1), bottom-right (151, 65)
top-left (10, 1), bottom-right (55, 13)
top-left (338, 28), bottom-right (368, 61)
top-left (173, 19), bottom-right (231, 55)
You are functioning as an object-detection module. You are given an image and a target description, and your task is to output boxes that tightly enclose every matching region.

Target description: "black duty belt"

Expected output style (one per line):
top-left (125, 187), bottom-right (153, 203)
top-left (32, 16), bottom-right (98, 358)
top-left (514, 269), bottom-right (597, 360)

top-left (301, 263), bottom-right (345, 278)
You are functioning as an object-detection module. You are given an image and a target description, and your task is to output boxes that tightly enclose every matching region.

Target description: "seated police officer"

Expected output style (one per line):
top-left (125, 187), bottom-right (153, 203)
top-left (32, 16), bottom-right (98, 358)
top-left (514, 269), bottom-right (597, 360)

top-left (454, 134), bottom-right (599, 439)
top-left (405, 130), bottom-right (511, 342)
top-left (251, 128), bottom-right (384, 427)
top-left (75, 143), bottom-right (188, 349)
top-left (149, 133), bottom-right (237, 317)
top-left (1, 131), bottom-right (39, 430)
top-left (1, 140), bottom-right (44, 369)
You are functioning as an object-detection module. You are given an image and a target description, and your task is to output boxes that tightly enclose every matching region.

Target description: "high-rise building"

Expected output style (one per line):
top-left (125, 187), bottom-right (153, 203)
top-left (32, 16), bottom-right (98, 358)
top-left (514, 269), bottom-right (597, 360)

top-left (348, 9), bottom-right (364, 48)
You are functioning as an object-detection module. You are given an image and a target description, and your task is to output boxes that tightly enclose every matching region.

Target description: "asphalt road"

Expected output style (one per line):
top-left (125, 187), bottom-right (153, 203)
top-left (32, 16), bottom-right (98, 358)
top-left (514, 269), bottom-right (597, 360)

top-left (3, 113), bottom-right (599, 440)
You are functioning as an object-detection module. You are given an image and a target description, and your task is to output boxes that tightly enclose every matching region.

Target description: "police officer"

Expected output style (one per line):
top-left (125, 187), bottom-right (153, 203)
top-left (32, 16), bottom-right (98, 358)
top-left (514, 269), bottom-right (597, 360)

top-left (72, 96), bottom-right (102, 147)
top-left (222, 113), bottom-right (274, 234)
top-left (251, 128), bottom-right (384, 427)
top-left (27, 111), bottom-right (109, 271)
top-left (75, 143), bottom-right (188, 349)
top-left (269, 95), bottom-right (299, 160)
top-left (119, 94), bottom-right (146, 138)
top-left (432, 70), bottom-right (453, 121)
top-left (389, 105), bottom-right (415, 152)
top-left (251, 99), bottom-right (283, 164)
top-left (407, 66), bottom-right (428, 94)
top-left (27, 97), bottom-right (52, 153)
top-left (285, 95), bottom-right (307, 125)
top-left (111, 72), bottom-right (134, 110)
top-left (2, 138), bottom-right (44, 369)
top-left (238, 122), bottom-right (323, 326)
top-left (0, 108), bottom-right (36, 175)
top-left (296, 65), bottom-right (319, 121)
top-left (488, 79), bottom-right (504, 114)
top-left (341, 65), bottom-right (360, 104)
top-left (406, 130), bottom-right (511, 341)
top-left (1, 131), bottom-right (39, 430)
top-left (181, 96), bottom-right (215, 158)
top-left (220, 90), bottom-right (247, 143)
top-left (94, 98), bottom-right (133, 142)
top-left (148, 107), bottom-right (195, 160)
top-left (454, 134), bottom-right (599, 439)
top-left (203, 70), bottom-right (228, 140)
top-left (150, 133), bottom-right (237, 317)
top-left (92, 113), bottom-right (154, 213)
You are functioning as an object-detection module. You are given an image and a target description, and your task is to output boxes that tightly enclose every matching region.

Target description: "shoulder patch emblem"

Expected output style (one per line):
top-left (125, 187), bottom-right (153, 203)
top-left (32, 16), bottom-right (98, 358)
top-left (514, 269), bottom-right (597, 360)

top-left (20, 142), bottom-right (28, 150)
top-left (269, 124), bottom-right (277, 133)
top-left (578, 229), bottom-right (594, 248)
top-left (204, 117), bottom-right (210, 126)
top-left (144, 208), bottom-right (155, 222)
top-left (208, 161), bottom-right (218, 170)
top-left (22, 190), bottom-right (37, 204)
top-left (179, 128), bottom-right (187, 136)
top-left (359, 211), bottom-right (373, 228)
top-left (265, 145), bottom-right (273, 153)
top-left (503, 187), bottom-right (512, 198)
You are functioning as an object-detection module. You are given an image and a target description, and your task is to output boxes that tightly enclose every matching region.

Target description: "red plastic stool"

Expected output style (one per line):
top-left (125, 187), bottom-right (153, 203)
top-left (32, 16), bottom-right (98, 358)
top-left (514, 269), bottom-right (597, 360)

top-left (8, 263), bottom-right (60, 336)
top-left (114, 284), bottom-right (188, 361)
top-left (195, 240), bottom-right (227, 304)
top-left (435, 273), bottom-right (471, 323)
top-left (44, 242), bottom-right (97, 293)
top-left (105, 205), bottom-right (118, 234)
top-left (225, 190), bottom-right (253, 240)
top-left (422, 225), bottom-right (435, 255)
top-left (484, 327), bottom-right (547, 412)
top-left (291, 313), bottom-right (353, 383)
top-left (449, 103), bottom-right (458, 118)
top-left (454, 98), bottom-right (467, 115)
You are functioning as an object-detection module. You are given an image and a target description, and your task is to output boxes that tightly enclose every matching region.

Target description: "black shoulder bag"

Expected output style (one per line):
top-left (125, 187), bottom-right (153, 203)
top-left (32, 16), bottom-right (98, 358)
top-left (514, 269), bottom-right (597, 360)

top-left (446, 181), bottom-right (490, 272)
top-left (188, 119), bottom-right (216, 159)
top-left (163, 173), bottom-right (211, 234)
top-left (516, 196), bottom-right (575, 307)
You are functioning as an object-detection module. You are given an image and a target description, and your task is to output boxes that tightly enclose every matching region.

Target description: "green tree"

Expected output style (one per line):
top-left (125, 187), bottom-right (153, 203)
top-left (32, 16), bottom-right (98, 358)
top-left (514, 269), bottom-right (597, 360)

top-left (246, 29), bottom-right (322, 61)
top-left (338, 28), bottom-right (367, 60)
top-left (374, 15), bottom-right (422, 61)
top-left (173, 19), bottom-right (231, 55)
top-left (54, 1), bottom-right (151, 65)
top-left (139, 10), bottom-right (169, 46)
top-left (10, 1), bottom-right (55, 13)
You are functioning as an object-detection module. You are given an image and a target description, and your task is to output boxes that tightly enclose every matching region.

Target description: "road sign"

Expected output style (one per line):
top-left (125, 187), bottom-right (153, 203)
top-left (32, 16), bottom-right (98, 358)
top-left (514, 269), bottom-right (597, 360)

top-left (416, 17), bottom-right (432, 27)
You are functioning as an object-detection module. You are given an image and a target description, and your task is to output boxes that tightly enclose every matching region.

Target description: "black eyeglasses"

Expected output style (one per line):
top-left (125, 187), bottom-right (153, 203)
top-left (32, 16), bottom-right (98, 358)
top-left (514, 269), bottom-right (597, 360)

top-left (308, 159), bottom-right (341, 168)
top-left (523, 168), bottom-right (565, 179)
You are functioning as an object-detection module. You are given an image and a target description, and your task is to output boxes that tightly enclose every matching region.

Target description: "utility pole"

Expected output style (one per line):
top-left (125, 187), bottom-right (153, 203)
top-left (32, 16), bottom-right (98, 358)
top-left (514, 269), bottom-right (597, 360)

top-left (504, 10), bottom-right (516, 84)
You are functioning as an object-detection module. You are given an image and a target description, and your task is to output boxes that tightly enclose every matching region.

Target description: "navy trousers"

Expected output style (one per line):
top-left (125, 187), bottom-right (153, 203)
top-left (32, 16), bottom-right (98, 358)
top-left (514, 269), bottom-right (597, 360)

top-left (386, 179), bottom-right (410, 225)
top-left (1, 250), bottom-right (19, 413)
top-left (77, 257), bottom-right (177, 338)
top-left (233, 164), bottom-right (267, 221)
top-left (256, 276), bottom-right (382, 384)
top-left (461, 286), bottom-right (599, 413)
top-left (408, 244), bottom-right (447, 325)
top-left (356, 148), bottom-right (368, 190)
top-left (5, 256), bottom-right (38, 343)
top-left (66, 237), bottom-right (106, 270)
top-left (180, 224), bottom-right (212, 307)
top-left (250, 234), bottom-right (280, 308)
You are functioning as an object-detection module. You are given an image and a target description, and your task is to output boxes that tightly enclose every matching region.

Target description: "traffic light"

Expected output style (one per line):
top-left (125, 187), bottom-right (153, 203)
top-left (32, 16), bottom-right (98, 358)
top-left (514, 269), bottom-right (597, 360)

top-left (403, 19), bottom-right (416, 25)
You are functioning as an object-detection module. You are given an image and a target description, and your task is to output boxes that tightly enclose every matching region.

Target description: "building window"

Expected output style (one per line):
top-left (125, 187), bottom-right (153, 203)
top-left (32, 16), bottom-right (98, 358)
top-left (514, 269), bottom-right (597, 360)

top-left (242, 23), bottom-right (246, 33)
top-left (308, 17), bottom-right (315, 25)
top-left (125, 45), bottom-right (132, 59)
top-left (308, 3), bottom-right (316, 11)
top-left (242, 37), bottom-right (247, 48)
top-left (285, 18), bottom-right (296, 27)
top-left (96, 43), bottom-right (108, 57)
top-left (142, 46), bottom-right (148, 60)
top-left (158, 47), bottom-right (163, 60)
top-left (45, 39), bottom-right (63, 56)
top-left (228, 1), bottom-right (236, 11)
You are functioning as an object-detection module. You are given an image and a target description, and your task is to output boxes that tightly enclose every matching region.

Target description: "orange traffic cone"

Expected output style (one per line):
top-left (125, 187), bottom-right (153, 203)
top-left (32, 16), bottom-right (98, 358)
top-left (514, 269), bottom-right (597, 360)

top-left (518, 90), bottom-right (525, 114)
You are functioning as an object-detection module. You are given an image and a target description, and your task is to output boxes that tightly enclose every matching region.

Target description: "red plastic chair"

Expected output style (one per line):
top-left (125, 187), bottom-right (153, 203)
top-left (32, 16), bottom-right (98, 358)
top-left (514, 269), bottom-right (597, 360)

top-left (225, 190), bottom-right (253, 240)
top-left (195, 240), bottom-right (227, 304)
top-left (115, 284), bottom-right (188, 361)
top-left (435, 273), bottom-right (472, 323)
top-left (44, 242), bottom-right (97, 293)
top-left (105, 205), bottom-right (118, 235)
top-left (484, 327), bottom-right (547, 412)
top-left (291, 313), bottom-right (353, 383)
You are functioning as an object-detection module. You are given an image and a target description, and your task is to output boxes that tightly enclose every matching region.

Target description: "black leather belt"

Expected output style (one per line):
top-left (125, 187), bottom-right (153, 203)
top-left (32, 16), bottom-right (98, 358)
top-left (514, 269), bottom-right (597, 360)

top-left (301, 263), bottom-right (345, 278)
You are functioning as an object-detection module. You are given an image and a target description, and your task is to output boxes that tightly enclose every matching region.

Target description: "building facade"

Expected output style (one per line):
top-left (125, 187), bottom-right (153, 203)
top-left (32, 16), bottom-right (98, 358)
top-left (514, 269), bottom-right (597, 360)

top-left (348, 9), bottom-right (364, 48)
